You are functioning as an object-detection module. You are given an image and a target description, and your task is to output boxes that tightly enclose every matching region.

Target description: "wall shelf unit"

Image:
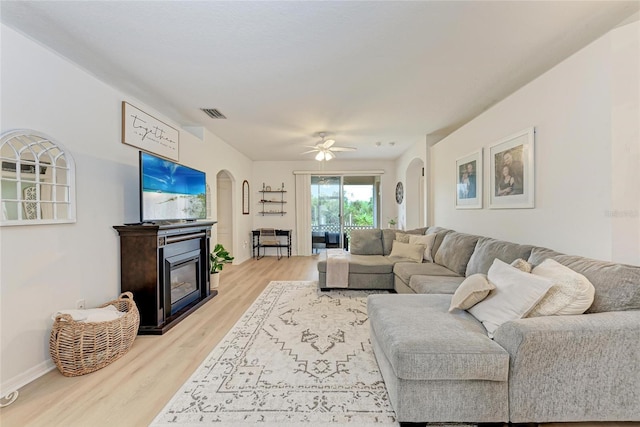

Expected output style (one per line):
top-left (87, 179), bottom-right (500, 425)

top-left (259, 190), bottom-right (286, 216)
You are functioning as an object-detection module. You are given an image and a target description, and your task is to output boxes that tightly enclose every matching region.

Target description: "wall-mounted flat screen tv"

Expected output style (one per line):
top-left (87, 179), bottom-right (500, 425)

top-left (139, 151), bottom-right (207, 223)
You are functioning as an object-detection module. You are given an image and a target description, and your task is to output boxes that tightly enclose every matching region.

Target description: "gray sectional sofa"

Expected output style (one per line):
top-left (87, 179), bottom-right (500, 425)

top-left (317, 227), bottom-right (640, 424)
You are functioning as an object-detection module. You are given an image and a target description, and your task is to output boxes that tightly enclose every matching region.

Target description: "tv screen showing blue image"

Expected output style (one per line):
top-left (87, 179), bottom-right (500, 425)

top-left (139, 151), bottom-right (207, 222)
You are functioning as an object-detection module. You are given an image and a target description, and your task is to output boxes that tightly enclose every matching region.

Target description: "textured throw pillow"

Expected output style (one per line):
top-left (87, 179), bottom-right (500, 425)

top-left (528, 258), bottom-right (595, 317)
top-left (394, 232), bottom-right (411, 244)
top-left (388, 240), bottom-right (425, 263)
top-left (511, 258), bottom-right (533, 273)
top-left (468, 259), bottom-right (554, 338)
top-left (448, 274), bottom-right (495, 312)
top-left (409, 234), bottom-right (437, 262)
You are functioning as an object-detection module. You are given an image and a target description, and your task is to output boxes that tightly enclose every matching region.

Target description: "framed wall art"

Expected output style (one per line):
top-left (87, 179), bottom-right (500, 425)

top-left (455, 149), bottom-right (482, 209)
top-left (122, 101), bottom-right (179, 161)
top-left (489, 127), bottom-right (535, 209)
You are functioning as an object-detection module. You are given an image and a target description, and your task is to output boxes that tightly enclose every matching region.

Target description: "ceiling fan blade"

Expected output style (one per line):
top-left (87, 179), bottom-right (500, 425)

top-left (329, 146), bottom-right (357, 152)
top-left (322, 139), bottom-right (336, 149)
top-left (304, 145), bottom-right (320, 149)
top-left (301, 149), bottom-right (318, 154)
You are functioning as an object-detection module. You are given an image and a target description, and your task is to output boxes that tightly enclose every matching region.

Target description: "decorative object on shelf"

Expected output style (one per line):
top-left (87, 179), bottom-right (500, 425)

top-left (49, 292), bottom-right (140, 377)
top-left (242, 180), bottom-right (250, 215)
top-left (387, 217), bottom-right (397, 229)
top-left (302, 132), bottom-right (356, 161)
top-left (395, 182), bottom-right (404, 204)
top-left (456, 149), bottom-right (483, 209)
top-left (209, 243), bottom-right (234, 290)
top-left (489, 127), bottom-right (535, 209)
top-left (265, 185), bottom-right (271, 191)
top-left (122, 101), bottom-right (179, 161)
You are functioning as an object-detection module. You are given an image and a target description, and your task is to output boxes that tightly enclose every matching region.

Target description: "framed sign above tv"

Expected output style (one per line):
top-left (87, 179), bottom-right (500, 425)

top-left (122, 101), bottom-right (179, 161)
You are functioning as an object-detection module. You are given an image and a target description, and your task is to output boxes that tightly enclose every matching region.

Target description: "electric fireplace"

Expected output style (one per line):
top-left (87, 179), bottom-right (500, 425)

top-left (163, 241), bottom-right (202, 315)
top-left (114, 221), bottom-right (216, 334)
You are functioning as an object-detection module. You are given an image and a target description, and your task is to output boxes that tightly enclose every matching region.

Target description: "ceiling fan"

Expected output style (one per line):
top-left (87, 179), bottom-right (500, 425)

top-left (302, 132), bottom-right (356, 161)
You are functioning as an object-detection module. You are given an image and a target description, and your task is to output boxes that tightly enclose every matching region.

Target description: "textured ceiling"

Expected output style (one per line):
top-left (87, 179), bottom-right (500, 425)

top-left (1, 1), bottom-right (638, 161)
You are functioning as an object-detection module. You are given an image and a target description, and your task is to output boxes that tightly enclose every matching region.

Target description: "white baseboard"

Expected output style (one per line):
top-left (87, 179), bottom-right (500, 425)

top-left (1, 360), bottom-right (55, 397)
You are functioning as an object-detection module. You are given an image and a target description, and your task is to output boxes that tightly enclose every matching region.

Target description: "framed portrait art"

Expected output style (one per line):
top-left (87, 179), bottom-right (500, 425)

top-left (455, 150), bottom-right (482, 209)
top-left (489, 127), bottom-right (535, 209)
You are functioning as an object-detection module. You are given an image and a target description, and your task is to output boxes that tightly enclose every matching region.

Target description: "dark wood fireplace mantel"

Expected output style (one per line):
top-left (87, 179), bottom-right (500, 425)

top-left (113, 221), bottom-right (217, 335)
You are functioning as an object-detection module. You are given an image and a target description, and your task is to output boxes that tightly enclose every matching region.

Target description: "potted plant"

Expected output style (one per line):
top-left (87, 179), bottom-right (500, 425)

top-left (387, 217), bottom-right (397, 229)
top-left (209, 243), bottom-right (234, 290)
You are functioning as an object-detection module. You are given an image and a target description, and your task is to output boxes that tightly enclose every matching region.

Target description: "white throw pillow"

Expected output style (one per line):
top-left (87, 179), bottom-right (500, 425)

top-left (448, 274), bottom-right (495, 312)
top-left (409, 234), bottom-right (437, 262)
top-left (528, 258), bottom-right (595, 317)
top-left (388, 240), bottom-right (425, 263)
top-left (468, 259), bottom-right (554, 337)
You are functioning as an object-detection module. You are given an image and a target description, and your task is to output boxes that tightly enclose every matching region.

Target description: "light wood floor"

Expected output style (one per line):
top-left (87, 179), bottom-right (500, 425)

top-left (0, 255), bottom-right (637, 427)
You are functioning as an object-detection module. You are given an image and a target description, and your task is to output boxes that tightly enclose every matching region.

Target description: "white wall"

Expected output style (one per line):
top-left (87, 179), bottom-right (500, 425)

top-left (430, 21), bottom-right (640, 264)
top-left (0, 25), bottom-right (253, 393)
top-left (610, 21), bottom-right (640, 265)
top-left (251, 159), bottom-right (396, 255)
top-left (395, 140), bottom-right (428, 230)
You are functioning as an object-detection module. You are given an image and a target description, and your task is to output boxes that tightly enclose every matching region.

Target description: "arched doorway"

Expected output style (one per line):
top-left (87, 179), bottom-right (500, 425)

top-left (216, 170), bottom-right (234, 256)
top-left (405, 158), bottom-right (425, 229)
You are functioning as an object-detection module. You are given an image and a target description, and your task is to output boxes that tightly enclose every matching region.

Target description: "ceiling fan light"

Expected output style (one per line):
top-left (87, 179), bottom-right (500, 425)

top-left (315, 151), bottom-right (325, 161)
top-left (326, 151), bottom-right (335, 160)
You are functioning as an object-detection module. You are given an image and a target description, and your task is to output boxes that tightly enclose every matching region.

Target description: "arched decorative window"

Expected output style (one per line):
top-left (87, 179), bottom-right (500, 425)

top-left (0, 130), bottom-right (76, 226)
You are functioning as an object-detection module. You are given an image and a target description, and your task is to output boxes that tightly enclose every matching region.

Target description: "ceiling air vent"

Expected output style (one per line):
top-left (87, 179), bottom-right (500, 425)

top-left (200, 108), bottom-right (227, 119)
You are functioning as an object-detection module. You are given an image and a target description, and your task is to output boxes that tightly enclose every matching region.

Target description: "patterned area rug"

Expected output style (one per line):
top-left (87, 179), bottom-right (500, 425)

top-left (151, 281), bottom-right (397, 426)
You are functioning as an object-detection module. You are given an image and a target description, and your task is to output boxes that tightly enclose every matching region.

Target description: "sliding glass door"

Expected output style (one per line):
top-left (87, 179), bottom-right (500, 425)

top-left (311, 175), bottom-right (379, 250)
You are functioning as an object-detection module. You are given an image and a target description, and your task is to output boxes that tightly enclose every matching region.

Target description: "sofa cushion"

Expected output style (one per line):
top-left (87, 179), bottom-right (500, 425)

top-left (367, 294), bottom-right (509, 381)
top-left (409, 234), bottom-right (437, 262)
top-left (528, 247), bottom-right (640, 313)
top-left (434, 231), bottom-right (481, 276)
top-left (317, 254), bottom-right (394, 274)
top-left (409, 275), bottom-right (465, 294)
top-left (349, 229), bottom-right (383, 255)
top-left (394, 262), bottom-right (460, 285)
top-left (449, 274), bottom-right (495, 312)
top-left (426, 227), bottom-right (452, 260)
top-left (527, 246), bottom-right (564, 266)
top-left (465, 237), bottom-right (533, 276)
top-left (528, 258), bottom-right (595, 317)
top-left (381, 229), bottom-right (397, 255)
top-left (468, 259), bottom-right (553, 338)
top-left (389, 241), bottom-right (425, 263)
top-left (405, 227), bottom-right (428, 235)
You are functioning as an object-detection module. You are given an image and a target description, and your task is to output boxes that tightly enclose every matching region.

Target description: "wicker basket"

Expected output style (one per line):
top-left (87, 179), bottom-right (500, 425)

top-left (49, 292), bottom-right (140, 377)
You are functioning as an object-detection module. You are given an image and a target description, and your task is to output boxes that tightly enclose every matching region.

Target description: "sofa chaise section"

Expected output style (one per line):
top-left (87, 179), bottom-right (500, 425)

top-left (318, 228), bottom-right (428, 290)
top-left (318, 254), bottom-right (395, 290)
top-left (368, 294), bottom-right (509, 423)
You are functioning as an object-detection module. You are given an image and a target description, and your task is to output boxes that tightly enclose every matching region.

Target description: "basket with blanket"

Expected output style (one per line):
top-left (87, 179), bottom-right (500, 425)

top-left (49, 292), bottom-right (140, 377)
